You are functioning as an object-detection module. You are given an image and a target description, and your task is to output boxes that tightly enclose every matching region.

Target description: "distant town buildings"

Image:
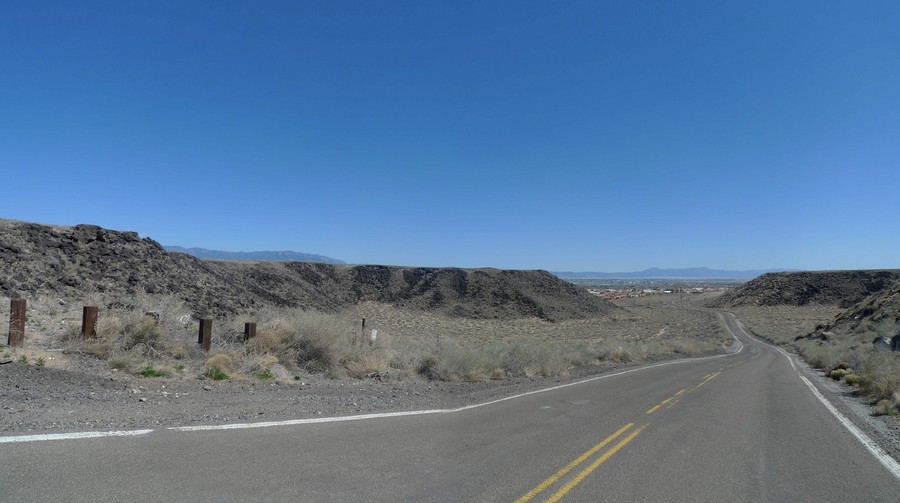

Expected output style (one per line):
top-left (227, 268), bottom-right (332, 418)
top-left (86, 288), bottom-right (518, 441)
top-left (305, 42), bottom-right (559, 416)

top-left (587, 285), bottom-right (727, 300)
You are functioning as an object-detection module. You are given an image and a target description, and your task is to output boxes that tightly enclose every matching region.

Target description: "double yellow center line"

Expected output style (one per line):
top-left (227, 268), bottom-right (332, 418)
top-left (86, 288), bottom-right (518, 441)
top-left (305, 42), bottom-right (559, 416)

top-left (516, 364), bottom-right (734, 502)
top-left (646, 388), bottom-right (686, 415)
top-left (514, 422), bottom-right (648, 503)
top-left (694, 370), bottom-right (721, 390)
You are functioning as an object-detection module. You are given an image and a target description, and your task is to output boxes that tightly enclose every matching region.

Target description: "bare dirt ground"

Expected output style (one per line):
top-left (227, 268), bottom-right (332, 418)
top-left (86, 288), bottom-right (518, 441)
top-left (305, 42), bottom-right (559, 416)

top-left (346, 293), bottom-right (726, 347)
top-left (725, 304), bottom-right (844, 342)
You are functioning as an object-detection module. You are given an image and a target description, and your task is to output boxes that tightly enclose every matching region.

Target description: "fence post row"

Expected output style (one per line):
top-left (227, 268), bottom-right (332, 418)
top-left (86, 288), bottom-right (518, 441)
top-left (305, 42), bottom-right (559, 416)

top-left (82, 306), bottom-right (99, 338)
top-left (198, 319), bottom-right (212, 351)
top-left (8, 298), bottom-right (26, 348)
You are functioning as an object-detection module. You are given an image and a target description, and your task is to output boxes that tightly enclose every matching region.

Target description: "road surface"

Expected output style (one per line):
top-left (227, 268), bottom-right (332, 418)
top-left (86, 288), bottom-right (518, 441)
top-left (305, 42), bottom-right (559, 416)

top-left (2, 312), bottom-right (898, 502)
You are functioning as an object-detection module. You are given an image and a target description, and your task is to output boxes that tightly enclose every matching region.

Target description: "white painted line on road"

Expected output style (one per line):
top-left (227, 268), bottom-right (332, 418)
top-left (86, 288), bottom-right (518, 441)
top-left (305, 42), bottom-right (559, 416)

top-left (169, 409), bottom-right (450, 432)
top-left (719, 312), bottom-right (745, 355)
top-left (450, 357), bottom-right (723, 413)
top-left (725, 312), bottom-right (900, 482)
top-left (0, 429), bottom-right (154, 444)
top-left (773, 346), bottom-right (900, 481)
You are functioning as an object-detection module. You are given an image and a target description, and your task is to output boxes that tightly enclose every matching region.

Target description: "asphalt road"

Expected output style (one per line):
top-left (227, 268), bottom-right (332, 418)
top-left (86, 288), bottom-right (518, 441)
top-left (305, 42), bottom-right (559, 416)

top-left (2, 312), bottom-right (899, 502)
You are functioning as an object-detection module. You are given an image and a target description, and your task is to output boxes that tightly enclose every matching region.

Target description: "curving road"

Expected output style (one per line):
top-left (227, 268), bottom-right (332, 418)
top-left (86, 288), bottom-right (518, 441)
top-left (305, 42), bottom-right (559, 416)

top-left (2, 312), bottom-right (899, 502)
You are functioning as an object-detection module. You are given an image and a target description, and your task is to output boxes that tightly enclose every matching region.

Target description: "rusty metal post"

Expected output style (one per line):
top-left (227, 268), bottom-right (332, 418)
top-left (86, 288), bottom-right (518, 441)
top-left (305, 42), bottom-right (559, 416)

top-left (8, 299), bottom-right (26, 348)
top-left (243, 322), bottom-right (257, 342)
top-left (198, 319), bottom-right (212, 351)
top-left (82, 306), bottom-right (99, 338)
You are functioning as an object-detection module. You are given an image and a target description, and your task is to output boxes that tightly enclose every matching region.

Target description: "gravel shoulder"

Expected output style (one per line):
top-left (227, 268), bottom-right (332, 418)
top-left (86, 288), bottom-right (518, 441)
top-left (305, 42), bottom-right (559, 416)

top-left (1, 352), bottom-right (684, 434)
top-left (793, 354), bottom-right (900, 462)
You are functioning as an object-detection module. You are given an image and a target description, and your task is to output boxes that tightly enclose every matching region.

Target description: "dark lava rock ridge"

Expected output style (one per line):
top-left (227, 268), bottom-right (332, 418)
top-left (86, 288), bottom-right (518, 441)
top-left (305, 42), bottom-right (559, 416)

top-left (0, 218), bottom-right (618, 321)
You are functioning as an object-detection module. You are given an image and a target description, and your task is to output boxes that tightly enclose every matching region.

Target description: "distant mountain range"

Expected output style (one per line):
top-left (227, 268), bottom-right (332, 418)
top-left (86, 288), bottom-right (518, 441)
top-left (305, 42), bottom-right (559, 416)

top-left (164, 246), bottom-right (345, 264)
top-left (553, 267), bottom-right (798, 281)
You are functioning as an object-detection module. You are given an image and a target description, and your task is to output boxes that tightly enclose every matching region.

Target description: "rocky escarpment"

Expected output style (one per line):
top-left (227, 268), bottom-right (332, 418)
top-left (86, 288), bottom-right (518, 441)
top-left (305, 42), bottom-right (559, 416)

top-left (0, 219), bottom-right (619, 320)
top-left (708, 270), bottom-right (900, 309)
top-left (803, 280), bottom-right (900, 342)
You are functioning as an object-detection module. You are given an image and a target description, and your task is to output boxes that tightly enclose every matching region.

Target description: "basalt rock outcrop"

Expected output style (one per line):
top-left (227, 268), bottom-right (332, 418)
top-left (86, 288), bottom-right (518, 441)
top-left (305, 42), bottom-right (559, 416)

top-left (0, 218), bottom-right (619, 320)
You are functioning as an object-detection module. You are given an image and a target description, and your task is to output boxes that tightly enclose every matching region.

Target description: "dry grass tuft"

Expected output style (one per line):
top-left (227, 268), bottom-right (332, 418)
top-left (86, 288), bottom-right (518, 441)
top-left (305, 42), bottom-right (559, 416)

top-left (33, 293), bottom-right (731, 383)
top-left (204, 353), bottom-right (235, 372)
top-left (860, 352), bottom-right (900, 401)
top-left (106, 350), bottom-right (144, 372)
top-left (96, 316), bottom-right (123, 339)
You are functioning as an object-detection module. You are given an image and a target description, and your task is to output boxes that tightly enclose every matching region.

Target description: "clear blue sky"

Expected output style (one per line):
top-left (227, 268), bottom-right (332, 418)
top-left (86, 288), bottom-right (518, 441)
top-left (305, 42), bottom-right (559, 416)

top-left (2, 1), bottom-right (898, 271)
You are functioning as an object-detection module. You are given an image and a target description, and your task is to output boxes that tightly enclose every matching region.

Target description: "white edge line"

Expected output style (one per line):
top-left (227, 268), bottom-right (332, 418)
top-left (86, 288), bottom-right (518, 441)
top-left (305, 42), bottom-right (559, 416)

top-left (772, 346), bottom-right (900, 480)
top-left (0, 429), bottom-right (154, 444)
top-left (169, 409), bottom-right (451, 432)
top-left (728, 313), bottom-right (900, 481)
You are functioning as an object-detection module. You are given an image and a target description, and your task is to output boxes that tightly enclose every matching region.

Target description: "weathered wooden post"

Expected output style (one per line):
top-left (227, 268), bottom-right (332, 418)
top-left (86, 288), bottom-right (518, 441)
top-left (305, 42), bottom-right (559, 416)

top-left (198, 319), bottom-right (212, 351)
top-left (82, 306), bottom-right (99, 338)
top-left (243, 322), bottom-right (257, 342)
top-left (8, 299), bottom-right (26, 348)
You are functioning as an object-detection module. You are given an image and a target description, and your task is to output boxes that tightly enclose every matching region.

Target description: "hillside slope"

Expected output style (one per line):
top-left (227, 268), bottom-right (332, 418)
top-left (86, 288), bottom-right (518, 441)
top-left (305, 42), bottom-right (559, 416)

top-left (709, 270), bottom-right (900, 308)
top-left (0, 219), bottom-right (617, 320)
top-left (810, 280), bottom-right (900, 341)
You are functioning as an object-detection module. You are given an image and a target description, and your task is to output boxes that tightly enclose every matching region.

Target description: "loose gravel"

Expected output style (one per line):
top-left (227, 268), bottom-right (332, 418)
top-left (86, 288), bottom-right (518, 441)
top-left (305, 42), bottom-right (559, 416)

top-left (0, 353), bottom-right (649, 434)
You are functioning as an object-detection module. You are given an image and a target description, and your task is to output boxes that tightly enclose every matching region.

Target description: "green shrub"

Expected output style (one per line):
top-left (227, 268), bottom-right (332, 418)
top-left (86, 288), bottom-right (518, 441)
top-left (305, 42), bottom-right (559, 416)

top-left (206, 366), bottom-right (228, 380)
top-left (140, 364), bottom-right (164, 377)
top-left (843, 373), bottom-right (862, 386)
top-left (874, 399), bottom-right (899, 416)
top-left (255, 369), bottom-right (273, 380)
top-left (17, 355), bottom-right (27, 364)
top-left (306, 359), bottom-right (326, 373)
top-left (35, 357), bottom-right (46, 368)
top-left (827, 368), bottom-right (848, 380)
top-left (204, 353), bottom-right (235, 372)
